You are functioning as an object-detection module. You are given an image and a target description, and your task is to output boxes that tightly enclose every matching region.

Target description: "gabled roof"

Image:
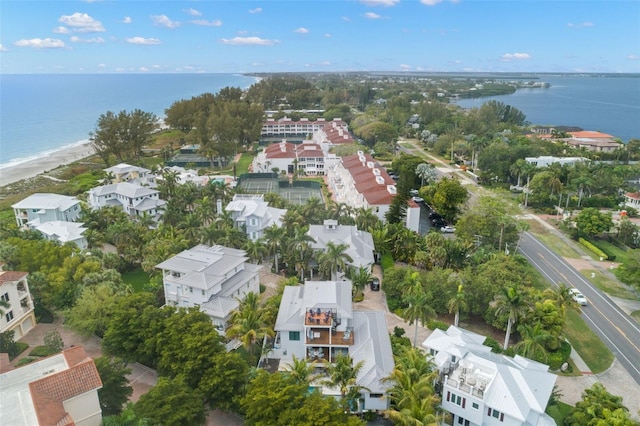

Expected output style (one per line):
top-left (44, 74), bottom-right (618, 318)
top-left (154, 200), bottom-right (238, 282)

top-left (308, 222), bottom-right (375, 269)
top-left (90, 182), bottom-right (159, 199)
top-left (35, 221), bottom-right (86, 243)
top-left (568, 130), bottom-right (614, 139)
top-left (201, 295), bottom-right (239, 319)
top-left (104, 163), bottom-right (150, 175)
top-left (0, 270), bottom-right (29, 284)
top-left (12, 193), bottom-right (79, 211)
top-left (341, 154), bottom-right (397, 206)
top-left (226, 195), bottom-right (286, 228)
top-left (624, 192), bottom-right (640, 200)
top-left (350, 311), bottom-right (395, 393)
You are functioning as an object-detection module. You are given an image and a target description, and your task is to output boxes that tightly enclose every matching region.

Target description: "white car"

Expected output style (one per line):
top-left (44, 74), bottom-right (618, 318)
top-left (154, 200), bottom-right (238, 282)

top-left (440, 225), bottom-right (456, 233)
top-left (569, 288), bottom-right (588, 306)
top-left (412, 196), bottom-right (424, 203)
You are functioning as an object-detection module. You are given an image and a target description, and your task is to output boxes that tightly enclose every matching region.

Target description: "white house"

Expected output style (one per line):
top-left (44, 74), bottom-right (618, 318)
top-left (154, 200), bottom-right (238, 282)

top-left (34, 221), bottom-right (88, 249)
top-left (252, 140), bottom-right (331, 176)
top-left (327, 152), bottom-right (420, 232)
top-left (155, 244), bottom-right (261, 332)
top-left (525, 156), bottom-right (588, 168)
top-left (423, 326), bottom-right (557, 426)
top-left (87, 182), bottom-right (166, 222)
top-left (104, 163), bottom-right (156, 187)
top-left (0, 269), bottom-right (36, 339)
top-left (308, 220), bottom-right (375, 274)
top-left (273, 280), bottom-right (395, 412)
top-left (12, 193), bottom-right (81, 228)
top-left (0, 346), bottom-right (103, 426)
top-left (225, 194), bottom-right (287, 241)
top-left (623, 192), bottom-right (640, 209)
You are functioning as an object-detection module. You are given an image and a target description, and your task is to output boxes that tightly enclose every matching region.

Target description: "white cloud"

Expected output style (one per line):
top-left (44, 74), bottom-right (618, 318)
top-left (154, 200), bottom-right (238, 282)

top-left (184, 8), bottom-right (201, 16)
top-left (191, 19), bottom-right (223, 27)
top-left (53, 26), bottom-right (70, 34)
top-left (15, 38), bottom-right (65, 48)
top-left (568, 22), bottom-right (594, 28)
top-left (70, 35), bottom-right (104, 43)
top-left (360, 0), bottom-right (399, 6)
top-left (501, 52), bottom-right (531, 61)
top-left (628, 54), bottom-right (640, 60)
top-left (324, 33), bottom-right (332, 38)
top-left (294, 27), bottom-right (309, 34)
top-left (342, 16), bottom-right (351, 22)
top-left (400, 64), bottom-right (411, 70)
top-left (249, 8), bottom-right (262, 14)
top-left (98, 63), bottom-right (106, 68)
top-left (220, 36), bottom-right (278, 46)
top-left (122, 17), bottom-right (132, 24)
top-left (364, 12), bottom-right (382, 19)
top-left (59, 12), bottom-right (105, 32)
top-left (126, 36), bottom-right (161, 45)
top-left (139, 66), bottom-right (150, 72)
top-left (0, 44), bottom-right (7, 51)
top-left (151, 15), bottom-right (180, 29)
top-left (319, 61), bottom-right (331, 66)
top-left (421, 0), bottom-right (459, 5)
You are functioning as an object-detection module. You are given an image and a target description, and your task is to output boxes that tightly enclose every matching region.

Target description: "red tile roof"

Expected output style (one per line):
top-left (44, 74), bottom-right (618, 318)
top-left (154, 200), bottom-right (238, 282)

top-left (568, 131), bottom-right (614, 139)
top-left (342, 154), bottom-right (396, 205)
top-left (0, 270), bottom-right (28, 284)
top-left (264, 142), bottom-right (324, 159)
top-left (625, 192), bottom-right (640, 200)
top-left (29, 347), bottom-right (102, 426)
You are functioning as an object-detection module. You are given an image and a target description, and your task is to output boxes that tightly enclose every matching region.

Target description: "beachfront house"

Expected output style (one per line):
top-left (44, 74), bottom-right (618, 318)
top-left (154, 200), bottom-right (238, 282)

top-left (225, 194), bottom-right (287, 241)
top-left (103, 163), bottom-right (156, 187)
top-left (155, 244), bottom-right (261, 333)
top-left (307, 220), bottom-right (375, 276)
top-left (252, 140), bottom-right (334, 176)
top-left (422, 326), bottom-right (557, 426)
top-left (0, 346), bottom-right (103, 426)
top-left (272, 280), bottom-right (394, 412)
top-left (0, 269), bottom-right (36, 340)
top-left (12, 193), bottom-right (81, 228)
top-left (33, 221), bottom-right (88, 249)
top-left (87, 182), bottom-right (166, 223)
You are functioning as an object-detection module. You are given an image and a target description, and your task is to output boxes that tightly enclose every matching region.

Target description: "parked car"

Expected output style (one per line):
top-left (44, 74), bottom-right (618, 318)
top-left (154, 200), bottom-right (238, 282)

top-left (412, 196), bottom-right (424, 203)
top-left (440, 225), bottom-right (456, 233)
top-left (370, 277), bottom-right (380, 291)
top-left (569, 288), bottom-right (588, 306)
top-left (410, 189), bottom-right (419, 196)
top-left (432, 218), bottom-right (446, 228)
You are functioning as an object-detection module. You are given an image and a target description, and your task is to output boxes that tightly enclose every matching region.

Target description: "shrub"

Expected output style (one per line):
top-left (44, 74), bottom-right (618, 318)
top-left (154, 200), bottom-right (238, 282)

top-left (590, 240), bottom-right (616, 261)
top-left (483, 337), bottom-right (502, 353)
top-left (16, 356), bottom-right (39, 367)
top-left (29, 345), bottom-right (55, 357)
top-left (578, 238), bottom-right (608, 260)
top-left (427, 319), bottom-right (449, 331)
top-left (380, 254), bottom-right (395, 271)
top-left (0, 330), bottom-right (19, 359)
top-left (547, 341), bottom-right (572, 370)
top-left (44, 330), bottom-right (64, 354)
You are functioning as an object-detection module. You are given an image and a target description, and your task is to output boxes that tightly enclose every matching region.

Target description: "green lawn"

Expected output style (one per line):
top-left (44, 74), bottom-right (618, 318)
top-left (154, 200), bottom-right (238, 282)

top-left (235, 153), bottom-right (254, 175)
top-left (593, 238), bottom-right (634, 264)
top-left (564, 309), bottom-right (614, 373)
top-left (546, 401), bottom-right (573, 425)
top-left (121, 268), bottom-right (151, 292)
top-left (631, 310), bottom-right (640, 323)
top-left (580, 269), bottom-right (639, 300)
top-left (525, 220), bottom-right (582, 259)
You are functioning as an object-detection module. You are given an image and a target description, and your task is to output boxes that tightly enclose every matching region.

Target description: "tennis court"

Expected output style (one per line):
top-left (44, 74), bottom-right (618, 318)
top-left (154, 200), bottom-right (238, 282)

top-left (237, 174), bottom-right (323, 206)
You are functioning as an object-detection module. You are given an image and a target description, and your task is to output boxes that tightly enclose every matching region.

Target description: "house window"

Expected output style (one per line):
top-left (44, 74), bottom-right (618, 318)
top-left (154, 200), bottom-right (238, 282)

top-left (369, 393), bottom-right (383, 398)
top-left (447, 392), bottom-right (465, 408)
top-left (250, 218), bottom-right (257, 226)
top-left (1, 293), bottom-right (9, 303)
top-left (451, 355), bottom-right (457, 363)
top-left (202, 290), bottom-right (205, 296)
top-left (429, 348), bottom-right (437, 356)
top-left (457, 417), bottom-right (470, 426)
top-left (488, 408), bottom-right (504, 422)
top-left (5, 311), bottom-right (14, 322)
top-left (189, 287), bottom-right (193, 293)
top-left (472, 402), bottom-right (479, 410)
top-left (289, 331), bottom-right (300, 341)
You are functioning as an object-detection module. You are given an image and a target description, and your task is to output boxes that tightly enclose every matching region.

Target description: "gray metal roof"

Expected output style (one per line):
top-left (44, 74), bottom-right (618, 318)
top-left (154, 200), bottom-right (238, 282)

top-left (308, 223), bottom-right (375, 269)
top-left (351, 310), bottom-right (395, 393)
top-left (12, 193), bottom-right (79, 211)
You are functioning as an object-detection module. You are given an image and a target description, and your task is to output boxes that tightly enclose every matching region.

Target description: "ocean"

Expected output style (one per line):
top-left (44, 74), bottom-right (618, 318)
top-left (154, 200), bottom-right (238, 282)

top-left (455, 75), bottom-right (640, 143)
top-left (0, 73), bottom-right (258, 168)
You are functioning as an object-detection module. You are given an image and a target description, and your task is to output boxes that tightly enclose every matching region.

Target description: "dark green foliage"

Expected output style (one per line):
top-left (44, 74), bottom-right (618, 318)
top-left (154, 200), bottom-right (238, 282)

top-left (198, 352), bottom-right (248, 411)
top-left (29, 345), bottom-right (55, 357)
top-left (16, 356), bottom-right (39, 366)
top-left (44, 330), bottom-right (63, 354)
top-left (95, 356), bottom-right (133, 416)
top-left (380, 253), bottom-right (395, 271)
top-left (0, 330), bottom-right (19, 359)
top-left (134, 375), bottom-right (207, 426)
top-left (427, 319), bottom-right (449, 331)
top-left (547, 341), bottom-right (572, 370)
top-left (564, 383), bottom-right (634, 425)
top-left (483, 336), bottom-right (502, 353)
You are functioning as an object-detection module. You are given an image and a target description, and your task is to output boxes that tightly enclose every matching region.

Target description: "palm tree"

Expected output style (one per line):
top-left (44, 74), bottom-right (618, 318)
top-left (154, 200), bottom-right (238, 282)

top-left (514, 323), bottom-right (552, 363)
top-left (317, 241), bottom-right (353, 281)
top-left (263, 224), bottom-right (286, 273)
top-left (226, 292), bottom-right (274, 355)
top-left (571, 174), bottom-right (593, 208)
top-left (415, 162), bottom-right (436, 187)
top-left (402, 272), bottom-right (436, 347)
top-left (545, 282), bottom-right (581, 320)
top-left (322, 354), bottom-right (367, 411)
top-left (509, 159), bottom-right (528, 187)
top-left (243, 238), bottom-right (268, 264)
top-left (446, 281), bottom-right (468, 327)
top-left (285, 354), bottom-right (319, 385)
top-left (493, 285), bottom-right (532, 350)
top-left (354, 207), bottom-right (380, 231)
top-left (347, 266), bottom-right (373, 298)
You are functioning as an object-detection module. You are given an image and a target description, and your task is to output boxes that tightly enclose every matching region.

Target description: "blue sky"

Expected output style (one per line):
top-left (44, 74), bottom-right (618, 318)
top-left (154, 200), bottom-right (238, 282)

top-left (1, 0), bottom-right (639, 74)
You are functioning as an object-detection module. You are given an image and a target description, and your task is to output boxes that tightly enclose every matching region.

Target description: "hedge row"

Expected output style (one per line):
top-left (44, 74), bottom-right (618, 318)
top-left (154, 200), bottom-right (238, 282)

top-left (579, 238), bottom-right (608, 260)
top-left (380, 253), bottom-right (395, 272)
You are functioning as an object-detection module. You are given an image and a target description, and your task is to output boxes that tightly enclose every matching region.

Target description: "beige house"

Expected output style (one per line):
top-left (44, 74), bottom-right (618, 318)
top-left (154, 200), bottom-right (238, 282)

top-left (0, 269), bottom-right (36, 339)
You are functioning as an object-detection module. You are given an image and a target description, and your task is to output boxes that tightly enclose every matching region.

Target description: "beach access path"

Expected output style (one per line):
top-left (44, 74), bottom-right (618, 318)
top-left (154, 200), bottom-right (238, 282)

top-left (0, 143), bottom-right (95, 187)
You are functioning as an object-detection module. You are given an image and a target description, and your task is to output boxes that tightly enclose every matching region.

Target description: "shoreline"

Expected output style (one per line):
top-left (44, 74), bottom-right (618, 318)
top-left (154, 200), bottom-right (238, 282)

top-left (0, 143), bottom-right (96, 188)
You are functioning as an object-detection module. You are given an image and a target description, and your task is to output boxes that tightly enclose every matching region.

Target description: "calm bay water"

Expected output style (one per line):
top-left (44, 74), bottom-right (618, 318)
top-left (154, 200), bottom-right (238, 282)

top-left (455, 75), bottom-right (640, 142)
top-left (0, 73), bottom-right (258, 167)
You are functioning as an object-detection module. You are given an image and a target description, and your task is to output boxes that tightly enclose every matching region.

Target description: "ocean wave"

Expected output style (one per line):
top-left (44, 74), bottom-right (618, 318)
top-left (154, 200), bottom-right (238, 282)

top-left (0, 138), bottom-right (91, 170)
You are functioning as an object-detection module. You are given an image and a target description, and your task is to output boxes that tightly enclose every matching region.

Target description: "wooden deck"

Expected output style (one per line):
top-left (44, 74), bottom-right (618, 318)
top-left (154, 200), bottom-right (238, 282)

top-left (306, 328), bottom-right (354, 346)
top-left (305, 311), bottom-right (333, 326)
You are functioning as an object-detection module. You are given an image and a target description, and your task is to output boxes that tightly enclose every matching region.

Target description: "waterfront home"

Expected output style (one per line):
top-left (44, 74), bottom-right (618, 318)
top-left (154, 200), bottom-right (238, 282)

top-left (0, 269), bottom-right (36, 339)
top-left (225, 194), bottom-right (286, 241)
top-left (87, 182), bottom-right (166, 223)
top-left (564, 131), bottom-right (622, 153)
top-left (252, 140), bottom-right (336, 176)
top-left (34, 221), bottom-right (88, 249)
top-left (272, 280), bottom-right (394, 412)
top-left (327, 152), bottom-right (420, 232)
top-left (0, 346), bottom-right (103, 426)
top-left (307, 220), bottom-right (375, 276)
top-left (525, 156), bottom-right (588, 168)
top-left (12, 193), bottom-right (81, 228)
top-left (155, 244), bottom-right (261, 333)
top-left (423, 326), bottom-right (556, 426)
top-left (104, 163), bottom-right (156, 187)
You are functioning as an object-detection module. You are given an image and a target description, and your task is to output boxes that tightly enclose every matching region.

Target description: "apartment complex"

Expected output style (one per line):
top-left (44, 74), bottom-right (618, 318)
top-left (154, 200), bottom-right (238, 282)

top-left (0, 269), bottom-right (36, 339)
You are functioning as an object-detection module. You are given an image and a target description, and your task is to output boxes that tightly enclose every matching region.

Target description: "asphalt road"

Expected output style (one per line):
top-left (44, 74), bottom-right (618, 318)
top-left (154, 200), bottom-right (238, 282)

top-left (518, 231), bottom-right (640, 386)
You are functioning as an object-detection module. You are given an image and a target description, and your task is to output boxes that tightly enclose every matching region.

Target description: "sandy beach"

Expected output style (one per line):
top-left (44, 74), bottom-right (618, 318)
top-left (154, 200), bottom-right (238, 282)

top-left (0, 143), bottom-right (96, 188)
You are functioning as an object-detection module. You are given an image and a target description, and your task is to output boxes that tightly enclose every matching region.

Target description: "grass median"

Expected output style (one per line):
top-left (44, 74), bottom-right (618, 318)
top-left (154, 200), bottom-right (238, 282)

top-left (564, 309), bottom-right (614, 373)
